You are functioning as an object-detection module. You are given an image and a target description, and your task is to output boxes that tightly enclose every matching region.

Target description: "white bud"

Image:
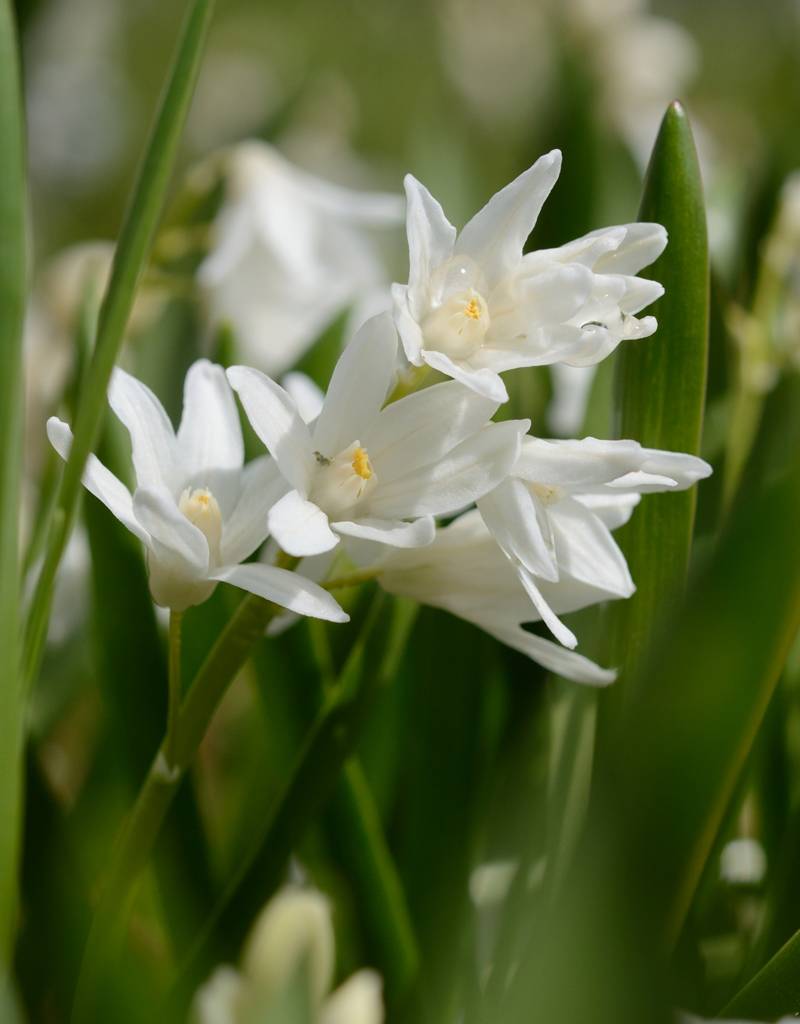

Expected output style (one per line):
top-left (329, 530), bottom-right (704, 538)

top-left (321, 970), bottom-right (384, 1024)
top-left (242, 887), bottom-right (335, 1010)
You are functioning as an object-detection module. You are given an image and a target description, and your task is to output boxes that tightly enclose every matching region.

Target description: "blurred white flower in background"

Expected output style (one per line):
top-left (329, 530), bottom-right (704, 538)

top-left (436, 0), bottom-right (555, 132)
top-left (198, 141), bottom-right (404, 375)
top-left (562, 0), bottom-right (699, 167)
top-left (193, 886), bottom-right (383, 1024)
top-left (719, 837), bottom-right (767, 887)
top-left (24, 0), bottom-right (137, 194)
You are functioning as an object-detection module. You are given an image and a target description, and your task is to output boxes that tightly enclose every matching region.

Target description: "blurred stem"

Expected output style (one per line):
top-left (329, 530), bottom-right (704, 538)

top-left (21, 0), bottom-right (216, 697)
top-left (71, 590), bottom-right (279, 1024)
top-left (387, 363), bottom-right (431, 403)
top-left (323, 567), bottom-right (382, 591)
top-left (0, 0), bottom-right (26, 963)
top-left (170, 596), bottom-right (420, 1012)
top-left (166, 610), bottom-right (184, 770)
top-left (723, 252), bottom-right (783, 513)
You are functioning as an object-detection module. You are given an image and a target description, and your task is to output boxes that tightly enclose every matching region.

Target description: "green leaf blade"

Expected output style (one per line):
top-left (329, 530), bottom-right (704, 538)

top-left (609, 100), bottom-right (710, 688)
top-left (22, 0), bottom-right (216, 693)
top-left (0, 0), bottom-right (27, 961)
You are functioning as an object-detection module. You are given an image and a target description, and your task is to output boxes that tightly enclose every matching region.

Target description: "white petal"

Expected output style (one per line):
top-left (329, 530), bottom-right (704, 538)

top-left (478, 479), bottom-right (557, 581)
top-left (322, 970), bottom-right (384, 1024)
top-left (312, 313), bottom-right (397, 456)
top-left (369, 419), bottom-right (527, 519)
top-left (108, 367), bottom-right (176, 491)
top-left (221, 456), bottom-right (288, 566)
top-left (455, 150), bottom-right (562, 284)
top-left (211, 563), bottom-right (349, 623)
top-left (403, 174), bottom-right (457, 318)
top-left (593, 222), bottom-right (667, 275)
top-left (282, 372), bottom-right (325, 425)
top-left (518, 568), bottom-right (578, 649)
top-left (176, 360), bottom-right (244, 482)
top-left (332, 516), bottom-right (435, 548)
top-left (575, 492), bottom-right (641, 530)
top-left (512, 262), bottom-right (594, 326)
top-left (365, 380), bottom-right (499, 482)
top-left (47, 417), bottom-right (148, 544)
top-left (132, 486), bottom-right (209, 577)
top-left (487, 623), bottom-right (616, 686)
top-left (550, 497), bottom-right (634, 598)
top-left (268, 490), bottom-right (339, 557)
top-left (227, 365), bottom-right (315, 494)
top-left (391, 282), bottom-right (425, 366)
top-left (421, 348), bottom-right (509, 403)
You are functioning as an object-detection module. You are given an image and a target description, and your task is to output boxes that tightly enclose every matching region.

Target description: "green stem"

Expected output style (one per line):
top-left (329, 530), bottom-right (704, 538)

top-left (0, 0), bottom-right (26, 963)
top-left (22, 0), bottom-right (216, 696)
top-left (166, 610), bottom-right (183, 771)
top-left (323, 567), bottom-right (382, 591)
top-left (71, 591), bottom-right (276, 1023)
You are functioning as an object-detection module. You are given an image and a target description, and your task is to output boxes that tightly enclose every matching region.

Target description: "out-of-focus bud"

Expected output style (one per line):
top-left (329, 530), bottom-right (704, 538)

top-left (320, 970), bottom-right (383, 1024)
top-left (242, 887), bottom-right (335, 1011)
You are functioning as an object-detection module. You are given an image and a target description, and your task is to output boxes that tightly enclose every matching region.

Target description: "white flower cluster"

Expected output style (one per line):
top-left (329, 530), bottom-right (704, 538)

top-left (49, 150), bottom-right (711, 683)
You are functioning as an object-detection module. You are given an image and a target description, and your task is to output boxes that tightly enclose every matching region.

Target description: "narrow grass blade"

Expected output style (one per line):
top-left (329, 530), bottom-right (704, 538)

top-left (608, 101), bottom-right (709, 692)
top-left (22, 0), bottom-right (216, 692)
top-left (0, 0), bottom-right (27, 961)
top-left (723, 926), bottom-right (800, 1020)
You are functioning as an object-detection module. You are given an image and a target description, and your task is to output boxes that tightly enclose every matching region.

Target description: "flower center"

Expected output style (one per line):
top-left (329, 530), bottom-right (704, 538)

top-left (351, 446), bottom-right (373, 481)
top-left (421, 287), bottom-right (490, 360)
top-left (422, 255), bottom-right (491, 360)
top-left (310, 440), bottom-right (378, 519)
top-left (179, 487), bottom-right (223, 561)
top-left (531, 482), bottom-right (565, 506)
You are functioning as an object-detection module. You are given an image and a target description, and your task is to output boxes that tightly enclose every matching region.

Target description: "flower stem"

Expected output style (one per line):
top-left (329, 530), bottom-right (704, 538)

top-left (71, 591), bottom-right (276, 1023)
top-left (323, 567), bottom-right (382, 591)
top-left (166, 610), bottom-right (183, 771)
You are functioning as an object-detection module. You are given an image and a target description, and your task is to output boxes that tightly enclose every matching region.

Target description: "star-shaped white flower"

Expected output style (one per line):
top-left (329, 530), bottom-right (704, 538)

top-left (392, 150), bottom-right (667, 402)
top-left (378, 510), bottom-right (617, 685)
top-left (227, 313), bottom-right (528, 558)
top-left (477, 436), bottom-right (712, 648)
top-left (47, 359), bottom-right (347, 621)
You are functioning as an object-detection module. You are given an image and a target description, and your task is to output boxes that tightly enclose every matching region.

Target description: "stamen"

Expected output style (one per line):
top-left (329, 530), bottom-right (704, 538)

top-left (351, 446), bottom-right (373, 481)
top-left (464, 298), bottom-right (482, 320)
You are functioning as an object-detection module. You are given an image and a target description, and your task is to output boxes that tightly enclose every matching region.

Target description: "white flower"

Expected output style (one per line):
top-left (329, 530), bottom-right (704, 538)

top-left (477, 436), bottom-right (712, 648)
top-left (47, 359), bottom-right (347, 622)
top-left (392, 150), bottom-right (667, 402)
top-left (227, 313), bottom-right (528, 558)
top-left (192, 886), bottom-right (383, 1024)
top-left (198, 141), bottom-right (404, 375)
top-left (378, 510), bottom-right (617, 685)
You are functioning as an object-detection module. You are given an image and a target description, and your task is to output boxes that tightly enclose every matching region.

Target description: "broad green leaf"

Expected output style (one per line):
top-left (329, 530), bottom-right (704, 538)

top-left (608, 452), bottom-right (800, 954)
top-left (22, 0), bottom-right (216, 693)
top-left (607, 101), bottom-right (709, 694)
top-left (0, 0), bottom-right (27, 961)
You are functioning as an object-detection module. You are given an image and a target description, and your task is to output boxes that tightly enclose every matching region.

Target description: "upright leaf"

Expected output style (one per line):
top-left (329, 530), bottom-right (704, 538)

top-left (0, 0), bottom-right (27, 960)
top-left (22, 0), bottom-right (216, 692)
top-left (608, 101), bottom-right (709, 693)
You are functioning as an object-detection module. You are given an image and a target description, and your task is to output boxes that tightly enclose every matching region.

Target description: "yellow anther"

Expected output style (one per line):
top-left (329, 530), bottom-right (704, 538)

top-left (351, 446), bottom-right (373, 481)
top-left (464, 297), bottom-right (482, 320)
